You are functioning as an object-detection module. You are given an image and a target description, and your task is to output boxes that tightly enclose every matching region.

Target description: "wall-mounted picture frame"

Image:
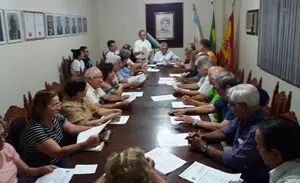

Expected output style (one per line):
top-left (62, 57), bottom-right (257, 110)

top-left (23, 11), bottom-right (45, 41)
top-left (146, 3), bottom-right (183, 48)
top-left (83, 17), bottom-right (87, 33)
top-left (4, 10), bottom-right (23, 43)
top-left (77, 16), bottom-right (83, 34)
top-left (71, 16), bottom-right (77, 35)
top-left (45, 14), bottom-right (56, 38)
top-left (246, 9), bottom-right (259, 36)
top-left (55, 15), bottom-right (64, 37)
top-left (0, 10), bottom-right (7, 45)
top-left (34, 12), bottom-right (45, 39)
top-left (64, 15), bottom-right (71, 36)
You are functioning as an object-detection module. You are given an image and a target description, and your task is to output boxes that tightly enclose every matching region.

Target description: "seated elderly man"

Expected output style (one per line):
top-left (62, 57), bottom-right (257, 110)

top-left (152, 42), bottom-right (180, 65)
top-left (84, 67), bottom-right (129, 109)
top-left (174, 55), bottom-right (214, 96)
top-left (106, 40), bottom-right (119, 59)
top-left (119, 48), bottom-right (147, 76)
top-left (169, 72), bottom-right (239, 129)
top-left (186, 84), bottom-right (270, 183)
top-left (133, 30), bottom-right (153, 63)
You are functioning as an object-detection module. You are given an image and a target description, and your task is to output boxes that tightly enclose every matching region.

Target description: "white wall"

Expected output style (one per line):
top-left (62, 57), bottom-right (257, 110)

top-left (0, 0), bottom-right (100, 115)
top-left (237, 0), bottom-right (300, 119)
top-left (97, 0), bottom-right (226, 59)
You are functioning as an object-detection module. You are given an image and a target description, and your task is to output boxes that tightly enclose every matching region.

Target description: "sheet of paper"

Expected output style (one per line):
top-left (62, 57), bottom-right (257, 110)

top-left (77, 122), bottom-right (109, 144)
top-left (170, 116), bottom-right (200, 125)
top-left (74, 164), bottom-right (98, 175)
top-left (35, 168), bottom-right (74, 183)
top-left (147, 64), bottom-right (157, 67)
top-left (142, 46), bottom-right (149, 58)
top-left (208, 113), bottom-right (216, 122)
top-left (128, 74), bottom-right (146, 83)
top-left (127, 94), bottom-right (137, 102)
top-left (145, 148), bottom-right (186, 175)
top-left (171, 102), bottom-right (194, 108)
top-left (109, 116), bottom-right (130, 125)
top-left (169, 73), bottom-right (182, 77)
top-left (157, 133), bottom-right (189, 147)
top-left (158, 80), bottom-right (175, 85)
top-left (151, 94), bottom-right (176, 101)
top-left (147, 68), bottom-right (160, 72)
top-left (179, 162), bottom-right (242, 183)
top-left (159, 77), bottom-right (174, 81)
top-left (122, 92), bottom-right (143, 97)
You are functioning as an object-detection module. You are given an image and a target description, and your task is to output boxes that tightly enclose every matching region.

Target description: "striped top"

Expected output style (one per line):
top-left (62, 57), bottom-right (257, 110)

top-left (19, 114), bottom-right (66, 167)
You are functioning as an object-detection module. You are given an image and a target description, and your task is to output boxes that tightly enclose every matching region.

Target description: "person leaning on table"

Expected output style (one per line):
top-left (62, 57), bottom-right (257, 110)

top-left (95, 147), bottom-right (167, 183)
top-left (186, 84), bottom-right (270, 183)
top-left (19, 90), bottom-right (100, 168)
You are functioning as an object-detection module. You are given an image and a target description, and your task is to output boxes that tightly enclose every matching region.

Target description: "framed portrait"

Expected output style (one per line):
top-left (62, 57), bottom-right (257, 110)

top-left (55, 15), bottom-right (64, 37)
top-left (45, 14), bottom-right (56, 38)
top-left (71, 16), bottom-right (77, 35)
top-left (64, 16), bottom-right (71, 36)
top-left (0, 10), bottom-right (6, 45)
top-left (146, 3), bottom-right (183, 47)
top-left (83, 17), bottom-right (87, 33)
top-left (155, 12), bottom-right (174, 40)
top-left (77, 16), bottom-right (83, 34)
top-left (4, 10), bottom-right (23, 43)
top-left (246, 9), bottom-right (259, 36)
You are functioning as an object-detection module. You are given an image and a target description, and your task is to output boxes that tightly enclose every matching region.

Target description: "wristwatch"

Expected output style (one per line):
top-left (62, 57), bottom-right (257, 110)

top-left (192, 118), bottom-right (198, 127)
top-left (200, 144), bottom-right (208, 156)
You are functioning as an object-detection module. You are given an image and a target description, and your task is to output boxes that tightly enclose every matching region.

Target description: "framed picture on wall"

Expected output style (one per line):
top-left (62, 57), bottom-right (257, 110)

top-left (146, 3), bottom-right (183, 48)
top-left (64, 16), bottom-right (71, 36)
top-left (4, 10), bottom-right (23, 43)
top-left (0, 10), bottom-right (7, 45)
top-left (83, 17), bottom-right (87, 33)
top-left (71, 16), bottom-right (77, 35)
top-left (45, 14), bottom-right (56, 38)
top-left (77, 16), bottom-right (83, 34)
top-left (246, 9), bottom-right (259, 36)
top-left (34, 12), bottom-right (45, 39)
top-left (23, 11), bottom-right (45, 40)
top-left (55, 15), bottom-right (64, 37)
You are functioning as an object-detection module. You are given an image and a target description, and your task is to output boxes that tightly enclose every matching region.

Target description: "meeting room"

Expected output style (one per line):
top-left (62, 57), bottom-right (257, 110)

top-left (0, 0), bottom-right (299, 183)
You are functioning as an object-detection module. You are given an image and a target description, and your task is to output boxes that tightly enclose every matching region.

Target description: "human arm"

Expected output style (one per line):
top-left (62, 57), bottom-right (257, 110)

top-left (168, 103), bottom-right (216, 115)
top-left (182, 96), bottom-right (207, 106)
top-left (102, 93), bottom-right (128, 102)
top-left (16, 159), bottom-right (57, 177)
top-left (191, 93), bottom-right (209, 101)
top-left (147, 158), bottom-right (167, 183)
top-left (179, 83), bottom-right (199, 90)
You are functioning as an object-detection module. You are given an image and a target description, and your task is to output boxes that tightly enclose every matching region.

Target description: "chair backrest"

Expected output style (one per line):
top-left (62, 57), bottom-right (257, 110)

top-left (59, 56), bottom-right (72, 84)
top-left (234, 69), bottom-right (244, 83)
top-left (280, 111), bottom-right (298, 122)
top-left (23, 92), bottom-right (33, 118)
top-left (45, 81), bottom-right (65, 100)
top-left (246, 70), bottom-right (252, 83)
top-left (270, 91), bottom-right (292, 117)
top-left (247, 77), bottom-right (263, 89)
top-left (270, 82), bottom-right (279, 113)
top-left (6, 117), bottom-right (27, 153)
top-left (4, 106), bottom-right (28, 129)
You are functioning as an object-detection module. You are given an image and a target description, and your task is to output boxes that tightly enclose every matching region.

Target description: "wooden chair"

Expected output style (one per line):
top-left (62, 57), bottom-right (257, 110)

top-left (4, 106), bottom-right (28, 129)
top-left (59, 56), bottom-right (72, 84)
top-left (247, 77), bottom-right (263, 89)
top-left (270, 90), bottom-right (292, 117)
top-left (23, 92), bottom-right (33, 118)
top-left (45, 81), bottom-right (65, 100)
top-left (280, 111), bottom-right (298, 122)
top-left (246, 70), bottom-right (252, 83)
top-left (234, 69), bottom-right (244, 83)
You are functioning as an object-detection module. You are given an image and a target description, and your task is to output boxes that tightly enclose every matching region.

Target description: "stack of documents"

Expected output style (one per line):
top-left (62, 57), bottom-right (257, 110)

top-left (157, 133), bottom-right (189, 147)
top-left (145, 148), bottom-right (186, 175)
top-left (179, 162), bottom-right (242, 183)
top-left (128, 73), bottom-right (147, 83)
top-left (158, 77), bottom-right (175, 86)
top-left (170, 116), bottom-right (200, 125)
top-left (109, 116), bottom-right (130, 125)
top-left (122, 92), bottom-right (143, 97)
top-left (171, 102), bottom-right (194, 108)
top-left (147, 68), bottom-right (160, 72)
top-left (151, 94), bottom-right (176, 101)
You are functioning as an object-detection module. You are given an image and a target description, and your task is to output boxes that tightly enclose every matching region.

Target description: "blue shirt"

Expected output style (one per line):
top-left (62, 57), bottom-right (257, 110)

top-left (221, 108), bottom-right (270, 183)
top-left (83, 58), bottom-right (93, 68)
top-left (259, 88), bottom-right (270, 106)
top-left (119, 67), bottom-right (131, 78)
top-left (213, 98), bottom-right (234, 121)
top-left (186, 69), bottom-right (198, 78)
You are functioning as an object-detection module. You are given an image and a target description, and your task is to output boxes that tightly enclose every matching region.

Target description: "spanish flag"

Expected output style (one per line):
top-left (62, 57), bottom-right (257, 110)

top-left (219, 11), bottom-right (234, 72)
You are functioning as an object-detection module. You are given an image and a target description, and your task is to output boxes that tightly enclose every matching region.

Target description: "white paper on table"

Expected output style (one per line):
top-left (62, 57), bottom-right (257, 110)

top-left (147, 64), bottom-right (157, 67)
top-left (127, 94), bottom-right (137, 102)
top-left (151, 94), bottom-right (176, 101)
top-left (128, 74), bottom-right (146, 83)
top-left (157, 133), bottom-right (189, 147)
top-left (179, 162), bottom-right (242, 183)
top-left (147, 68), bottom-right (160, 72)
top-left (74, 164), bottom-right (98, 175)
top-left (35, 168), bottom-right (74, 183)
top-left (109, 116), bottom-right (130, 125)
top-left (171, 102), bottom-right (194, 108)
top-left (158, 80), bottom-right (175, 86)
top-left (122, 92), bottom-right (143, 97)
top-left (169, 73), bottom-right (182, 77)
top-left (159, 77), bottom-right (174, 81)
top-left (145, 148), bottom-right (186, 175)
top-left (170, 116), bottom-right (200, 125)
top-left (208, 113), bottom-right (217, 122)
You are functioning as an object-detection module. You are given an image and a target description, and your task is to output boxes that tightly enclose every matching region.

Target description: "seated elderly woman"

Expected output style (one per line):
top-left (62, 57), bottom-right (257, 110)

top-left (19, 90), bottom-right (100, 167)
top-left (61, 77), bottom-right (121, 126)
top-left (99, 63), bottom-right (124, 95)
top-left (95, 147), bottom-right (166, 183)
top-left (0, 119), bottom-right (56, 183)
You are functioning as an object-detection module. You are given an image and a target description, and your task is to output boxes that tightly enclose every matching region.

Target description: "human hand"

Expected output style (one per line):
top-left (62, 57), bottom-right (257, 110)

top-left (131, 82), bottom-right (142, 88)
top-left (121, 95), bottom-right (129, 100)
top-left (146, 157), bottom-right (155, 170)
top-left (185, 131), bottom-right (205, 150)
top-left (111, 109), bottom-right (122, 114)
top-left (107, 112), bottom-right (121, 120)
top-left (175, 115), bottom-right (194, 124)
top-left (182, 95), bottom-right (191, 105)
top-left (38, 165), bottom-right (57, 175)
top-left (84, 135), bottom-right (100, 149)
top-left (168, 109), bottom-right (187, 115)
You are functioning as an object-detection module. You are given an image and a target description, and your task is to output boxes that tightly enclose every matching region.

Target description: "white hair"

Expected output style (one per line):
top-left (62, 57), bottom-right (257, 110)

top-left (106, 55), bottom-right (121, 64)
top-left (213, 71), bottom-right (240, 89)
top-left (227, 84), bottom-right (260, 112)
top-left (160, 42), bottom-right (168, 48)
top-left (84, 67), bottom-right (101, 79)
top-left (196, 55), bottom-right (215, 69)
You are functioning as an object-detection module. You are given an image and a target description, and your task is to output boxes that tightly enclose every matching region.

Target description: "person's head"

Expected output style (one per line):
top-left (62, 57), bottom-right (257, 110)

top-left (31, 90), bottom-right (60, 121)
top-left (85, 67), bottom-right (103, 89)
top-left (139, 30), bottom-right (146, 41)
top-left (196, 56), bottom-right (215, 76)
top-left (200, 39), bottom-right (210, 52)
top-left (65, 17), bottom-right (69, 24)
top-left (227, 84), bottom-right (260, 119)
top-left (119, 48), bottom-right (131, 63)
top-left (0, 118), bottom-right (7, 151)
top-left (71, 49), bottom-right (84, 60)
top-left (99, 63), bottom-right (115, 82)
top-left (160, 17), bottom-right (170, 31)
top-left (256, 117), bottom-right (300, 168)
top-left (159, 42), bottom-right (169, 55)
top-left (213, 71), bottom-right (240, 99)
top-left (65, 77), bottom-right (87, 99)
top-left (107, 40), bottom-right (117, 52)
top-left (184, 44), bottom-right (196, 61)
top-left (10, 14), bottom-right (18, 30)
top-left (208, 66), bottom-right (226, 84)
top-left (105, 147), bottom-right (151, 183)
top-left (107, 55), bottom-right (122, 72)
top-left (80, 46), bottom-right (89, 57)
top-left (122, 44), bottom-right (132, 51)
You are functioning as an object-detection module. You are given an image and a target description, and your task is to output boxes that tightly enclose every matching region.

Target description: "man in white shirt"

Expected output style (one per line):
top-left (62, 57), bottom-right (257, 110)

top-left (174, 56), bottom-right (214, 96)
top-left (133, 30), bottom-right (153, 62)
top-left (152, 42), bottom-right (180, 65)
top-left (106, 40), bottom-right (120, 59)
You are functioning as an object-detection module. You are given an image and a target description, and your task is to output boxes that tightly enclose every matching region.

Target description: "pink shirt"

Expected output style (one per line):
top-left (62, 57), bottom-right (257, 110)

top-left (0, 143), bottom-right (20, 183)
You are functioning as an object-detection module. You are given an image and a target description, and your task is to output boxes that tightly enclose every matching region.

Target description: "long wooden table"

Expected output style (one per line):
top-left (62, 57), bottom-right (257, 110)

top-left (69, 68), bottom-right (232, 183)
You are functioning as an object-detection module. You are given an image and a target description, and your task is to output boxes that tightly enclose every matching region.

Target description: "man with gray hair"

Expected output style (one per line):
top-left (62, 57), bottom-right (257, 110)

top-left (186, 84), bottom-right (270, 182)
top-left (174, 55), bottom-right (215, 96)
top-left (84, 67), bottom-right (130, 110)
top-left (152, 42), bottom-right (180, 65)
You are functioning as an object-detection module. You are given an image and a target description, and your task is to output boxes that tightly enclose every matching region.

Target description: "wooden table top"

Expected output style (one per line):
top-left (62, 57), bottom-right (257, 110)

top-left (68, 67), bottom-right (232, 183)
